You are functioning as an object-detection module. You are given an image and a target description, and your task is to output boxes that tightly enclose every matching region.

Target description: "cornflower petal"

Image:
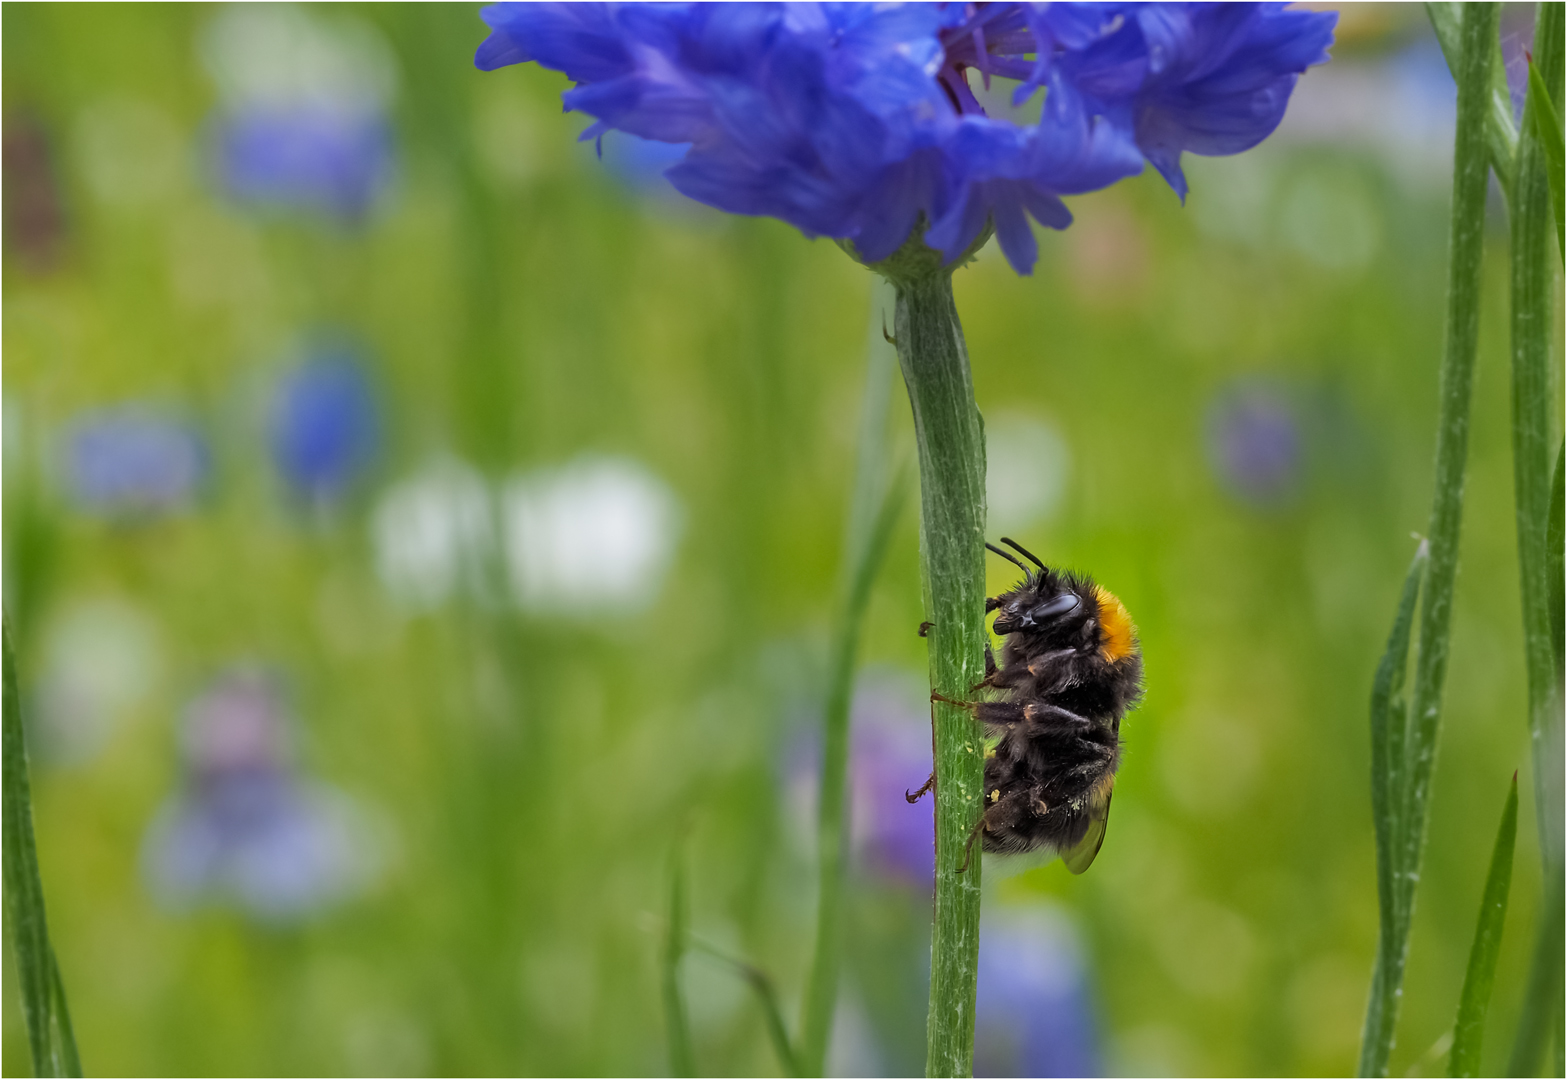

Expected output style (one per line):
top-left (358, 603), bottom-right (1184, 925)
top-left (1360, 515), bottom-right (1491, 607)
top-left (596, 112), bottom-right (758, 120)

top-left (1127, 3), bottom-right (1338, 198)
top-left (476, 2), bottom-right (1335, 271)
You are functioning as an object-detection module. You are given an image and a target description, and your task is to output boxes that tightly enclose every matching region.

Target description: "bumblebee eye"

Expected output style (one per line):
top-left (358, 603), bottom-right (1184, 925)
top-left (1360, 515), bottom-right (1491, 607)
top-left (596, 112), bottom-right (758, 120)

top-left (1028, 592), bottom-right (1080, 624)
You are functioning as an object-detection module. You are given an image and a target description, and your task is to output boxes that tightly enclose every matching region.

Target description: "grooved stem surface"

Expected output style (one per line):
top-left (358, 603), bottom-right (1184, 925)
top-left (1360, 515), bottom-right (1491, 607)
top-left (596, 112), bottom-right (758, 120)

top-left (890, 270), bottom-right (987, 1079)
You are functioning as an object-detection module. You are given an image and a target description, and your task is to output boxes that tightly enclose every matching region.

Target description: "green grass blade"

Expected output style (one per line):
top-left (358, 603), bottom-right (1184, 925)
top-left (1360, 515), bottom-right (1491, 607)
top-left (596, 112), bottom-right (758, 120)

top-left (2, 615), bottom-right (83, 1078)
top-left (1507, 872), bottom-right (1564, 1077)
top-left (1509, 28), bottom-right (1566, 1070)
top-left (689, 938), bottom-right (801, 1077)
top-left (1510, 2), bottom-right (1566, 878)
top-left (1426, 1), bottom-right (1519, 196)
top-left (1362, 542), bottom-right (1428, 1077)
top-left (1448, 774), bottom-right (1519, 1077)
top-left (799, 278), bottom-right (905, 1078)
top-left (1527, 55), bottom-right (1565, 259)
top-left (662, 840), bottom-right (696, 1078)
top-left (1549, 443), bottom-right (1564, 675)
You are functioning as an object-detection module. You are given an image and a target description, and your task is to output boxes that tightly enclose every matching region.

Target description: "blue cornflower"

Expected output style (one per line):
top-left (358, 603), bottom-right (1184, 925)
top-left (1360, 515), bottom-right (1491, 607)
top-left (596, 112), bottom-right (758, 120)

top-left (476, 3), bottom-right (1336, 273)
top-left (270, 345), bottom-right (380, 504)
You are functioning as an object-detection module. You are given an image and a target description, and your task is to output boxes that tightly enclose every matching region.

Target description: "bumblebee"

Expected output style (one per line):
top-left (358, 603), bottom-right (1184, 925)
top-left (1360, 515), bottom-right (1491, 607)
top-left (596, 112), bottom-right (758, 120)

top-left (920, 537), bottom-right (1143, 874)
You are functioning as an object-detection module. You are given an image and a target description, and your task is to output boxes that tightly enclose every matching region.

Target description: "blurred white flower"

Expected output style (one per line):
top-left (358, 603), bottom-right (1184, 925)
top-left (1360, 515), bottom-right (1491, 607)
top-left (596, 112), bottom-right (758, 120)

top-left (371, 456), bottom-right (495, 611)
top-left (35, 596), bottom-right (161, 765)
top-left (199, 4), bottom-right (396, 117)
top-left (501, 455), bottom-right (682, 616)
top-left (985, 413), bottom-right (1070, 532)
top-left (199, 5), bottom-right (398, 219)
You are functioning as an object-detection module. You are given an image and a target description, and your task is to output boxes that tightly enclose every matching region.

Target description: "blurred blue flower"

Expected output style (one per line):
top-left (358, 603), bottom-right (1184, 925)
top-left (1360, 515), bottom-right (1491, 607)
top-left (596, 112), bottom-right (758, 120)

top-left (142, 667), bottom-right (379, 921)
top-left (850, 682), bottom-right (936, 886)
top-left (975, 907), bottom-right (1100, 1077)
top-left (200, 5), bottom-right (399, 221)
top-left (63, 406), bottom-right (207, 518)
top-left (270, 346), bottom-right (380, 503)
top-left (1206, 379), bottom-right (1302, 506)
top-left (476, 3), bottom-right (1335, 273)
top-left (785, 674), bottom-right (934, 886)
top-left (214, 106), bottom-right (393, 219)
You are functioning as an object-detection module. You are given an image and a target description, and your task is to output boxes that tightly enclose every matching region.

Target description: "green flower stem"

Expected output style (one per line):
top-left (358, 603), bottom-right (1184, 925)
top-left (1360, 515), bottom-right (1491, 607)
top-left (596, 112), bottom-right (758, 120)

top-left (1361, 6), bottom-right (1497, 1076)
top-left (1403, 0), bottom-right (1496, 938)
top-left (871, 242), bottom-right (988, 1079)
top-left (2, 616), bottom-right (83, 1078)
top-left (1447, 774), bottom-right (1518, 1077)
top-left (799, 280), bottom-right (905, 1078)
top-left (662, 840), bottom-right (695, 1078)
top-left (1427, 1), bottom-right (1519, 196)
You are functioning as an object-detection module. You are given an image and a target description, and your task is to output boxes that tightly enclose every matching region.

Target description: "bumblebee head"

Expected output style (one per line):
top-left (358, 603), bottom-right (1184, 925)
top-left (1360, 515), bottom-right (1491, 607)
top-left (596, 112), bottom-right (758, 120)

top-left (991, 583), bottom-right (1083, 637)
top-left (987, 540), bottom-right (1139, 662)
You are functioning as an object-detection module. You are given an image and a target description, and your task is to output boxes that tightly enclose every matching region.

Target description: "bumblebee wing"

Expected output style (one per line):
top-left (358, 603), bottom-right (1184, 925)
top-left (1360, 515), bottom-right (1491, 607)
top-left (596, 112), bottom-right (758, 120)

top-left (1060, 791), bottom-right (1112, 875)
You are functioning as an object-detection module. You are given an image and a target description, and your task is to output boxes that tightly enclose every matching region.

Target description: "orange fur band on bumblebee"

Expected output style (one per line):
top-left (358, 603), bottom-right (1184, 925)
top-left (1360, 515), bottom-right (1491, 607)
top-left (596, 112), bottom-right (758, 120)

top-left (1093, 585), bottom-right (1136, 663)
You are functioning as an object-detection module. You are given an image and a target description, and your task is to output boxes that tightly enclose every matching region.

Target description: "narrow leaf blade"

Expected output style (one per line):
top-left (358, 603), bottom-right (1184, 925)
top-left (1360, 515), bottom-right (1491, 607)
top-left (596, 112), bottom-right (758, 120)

top-left (1507, 873), bottom-right (1565, 1077)
top-left (2, 616), bottom-right (83, 1078)
top-left (1361, 540), bottom-right (1428, 1078)
top-left (1447, 774), bottom-right (1519, 1077)
top-left (689, 938), bottom-right (801, 1077)
top-left (799, 280), bottom-right (903, 1078)
top-left (1527, 57), bottom-right (1566, 258)
top-left (1549, 442), bottom-right (1564, 674)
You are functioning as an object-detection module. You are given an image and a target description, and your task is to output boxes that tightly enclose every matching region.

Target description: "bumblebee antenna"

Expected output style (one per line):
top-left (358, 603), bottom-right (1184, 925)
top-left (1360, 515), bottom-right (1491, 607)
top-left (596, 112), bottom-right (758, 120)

top-left (999, 536), bottom-right (1045, 570)
top-left (985, 542), bottom-right (1030, 573)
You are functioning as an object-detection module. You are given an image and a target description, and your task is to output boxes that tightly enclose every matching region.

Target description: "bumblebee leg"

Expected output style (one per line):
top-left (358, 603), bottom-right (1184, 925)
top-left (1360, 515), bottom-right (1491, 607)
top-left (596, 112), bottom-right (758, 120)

top-left (931, 690), bottom-right (975, 712)
top-left (917, 620), bottom-right (933, 638)
top-left (1026, 703), bottom-right (1095, 729)
top-left (905, 772), bottom-right (936, 803)
top-left (1023, 648), bottom-right (1078, 677)
top-left (985, 596), bottom-right (1000, 613)
top-left (973, 700), bottom-right (1027, 727)
top-left (971, 641), bottom-right (1001, 692)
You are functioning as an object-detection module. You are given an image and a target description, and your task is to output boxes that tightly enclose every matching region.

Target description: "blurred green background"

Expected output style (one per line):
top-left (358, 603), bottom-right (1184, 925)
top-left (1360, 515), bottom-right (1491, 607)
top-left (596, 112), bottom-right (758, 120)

top-left (2, 3), bottom-right (1559, 1076)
